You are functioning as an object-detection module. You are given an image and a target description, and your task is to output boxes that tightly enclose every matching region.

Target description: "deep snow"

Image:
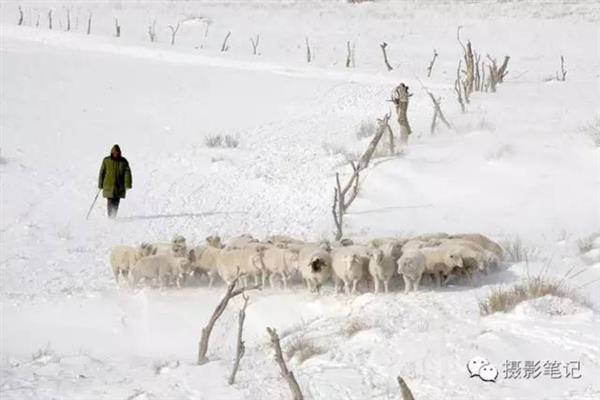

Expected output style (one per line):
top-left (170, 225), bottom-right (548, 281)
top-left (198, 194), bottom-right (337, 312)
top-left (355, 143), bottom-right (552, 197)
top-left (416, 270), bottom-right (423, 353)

top-left (1, 1), bottom-right (599, 399)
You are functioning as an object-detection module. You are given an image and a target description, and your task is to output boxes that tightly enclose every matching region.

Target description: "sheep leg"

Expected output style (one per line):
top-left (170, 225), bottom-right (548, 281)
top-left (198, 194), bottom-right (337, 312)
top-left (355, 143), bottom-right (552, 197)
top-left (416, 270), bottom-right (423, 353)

top-left (373, 277), bottom-right (380, 294)
top-left (434, 272), bottom-right (442, 287)
top-left (402, 275), bottom-right (411, 294)
top-left (343, 279), bottom-right (351, 295)
top-left (466, 269), bottom-right (474, 286)
top-left (269, 272), bottom-right (277, 289)
top-left (414, 275), bottom-right (422, 292)
top-left (254, 273), bottom-right (260, 287)
top-left (351, 279), bottom-right (358, 295)
top-left (281, 273), bottom-right (288, 290)
top-left (442, 273), bottom-right (452, 286)
top-left (334, 276), bottom-right (342, 293)
top-left (262, 271), bottom-right (269, 288)
top-left (383, 279), bottom-right (390, 294)
top-left (208, 273), bottom-right (215, 288)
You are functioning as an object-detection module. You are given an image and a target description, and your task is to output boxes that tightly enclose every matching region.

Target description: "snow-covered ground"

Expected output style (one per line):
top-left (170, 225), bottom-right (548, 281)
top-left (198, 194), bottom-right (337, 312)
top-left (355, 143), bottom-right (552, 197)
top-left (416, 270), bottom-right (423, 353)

top-left (1, 1), bottom-right (599, 399)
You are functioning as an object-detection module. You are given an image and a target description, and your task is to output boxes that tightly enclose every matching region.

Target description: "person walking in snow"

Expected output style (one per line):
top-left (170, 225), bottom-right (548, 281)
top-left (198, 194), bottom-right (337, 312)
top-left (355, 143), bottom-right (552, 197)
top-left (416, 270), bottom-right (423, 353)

top-left (98, 144), bottom-right (132, 218)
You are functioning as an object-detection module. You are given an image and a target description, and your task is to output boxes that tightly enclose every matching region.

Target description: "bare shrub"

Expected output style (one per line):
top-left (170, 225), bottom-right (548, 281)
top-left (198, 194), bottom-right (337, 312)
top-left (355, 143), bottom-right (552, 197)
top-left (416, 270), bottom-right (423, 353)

top-left (479, 276), bottom-right (590, 315)
top-left (32, 344), bottom-right (57, 363)
top-left (576, 233), bottom-right (598, 254)
top-left (205, 134), bottom-right (239, 148)
top-left (501, 237), bottom-right (539, 263)
top-left (285, 336), bottom-right (325, 363)
top-left (355, 121), bottom-right (377, 139)
top-left (580, 115), bottom-right (600, 147)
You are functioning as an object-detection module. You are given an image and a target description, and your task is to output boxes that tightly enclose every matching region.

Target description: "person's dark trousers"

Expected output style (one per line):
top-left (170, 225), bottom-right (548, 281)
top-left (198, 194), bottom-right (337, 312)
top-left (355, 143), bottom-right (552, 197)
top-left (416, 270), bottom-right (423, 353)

top-left (107, 198), bottom-right (120, 219)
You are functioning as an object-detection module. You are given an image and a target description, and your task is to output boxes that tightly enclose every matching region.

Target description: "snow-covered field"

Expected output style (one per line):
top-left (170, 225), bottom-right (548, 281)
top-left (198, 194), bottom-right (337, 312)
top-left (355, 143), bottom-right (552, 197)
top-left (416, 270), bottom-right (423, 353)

top-left (1, 1), bottom-right (599, 399)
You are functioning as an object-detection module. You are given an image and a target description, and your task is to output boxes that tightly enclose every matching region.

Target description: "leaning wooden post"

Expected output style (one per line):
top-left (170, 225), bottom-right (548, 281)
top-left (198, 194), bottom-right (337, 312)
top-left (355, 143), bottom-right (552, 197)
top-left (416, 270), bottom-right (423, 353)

top-left (391, 84), bottom-right (412, 146)
top-left (266, 327), bottom-right (304, 400)
top-left (197, 274), bottom-right (259, 365)
top-left (228, 295), bottom-right (249, 385)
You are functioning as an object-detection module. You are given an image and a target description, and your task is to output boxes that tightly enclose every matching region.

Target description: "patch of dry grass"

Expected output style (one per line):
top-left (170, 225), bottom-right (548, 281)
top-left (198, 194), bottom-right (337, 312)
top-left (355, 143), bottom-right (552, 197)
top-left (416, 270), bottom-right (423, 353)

top-left (479, 275), bottom-right (590, 316)
top-left (284, 336), bottom-right (325, 363)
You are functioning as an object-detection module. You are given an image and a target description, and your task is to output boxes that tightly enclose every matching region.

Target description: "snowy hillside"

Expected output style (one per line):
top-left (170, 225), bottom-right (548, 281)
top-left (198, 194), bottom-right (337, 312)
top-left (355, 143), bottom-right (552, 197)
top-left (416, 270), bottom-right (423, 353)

top-left (1, 1), bottom-right (599, 399)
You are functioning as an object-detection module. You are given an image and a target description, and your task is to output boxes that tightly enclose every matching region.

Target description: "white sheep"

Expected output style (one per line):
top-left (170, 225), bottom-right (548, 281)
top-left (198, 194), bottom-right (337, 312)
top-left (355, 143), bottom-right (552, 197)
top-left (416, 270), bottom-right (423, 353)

top-left (264, 235), bottom-right (305, 246)
top-left (442, 238), bottom-right (498, 273)
top-left (298, 245), bottom-right (332, 293)
top-left (109, 243), bottom-right (154, 282)
top-left (450, 233), bottom-right (504, 259)
top-left (128, 254), bottom-right (188, 289)
top-left (189, 237), bottom-right (223, 287)
top-left (261, 245), bottom-right (300, 289)
top-left (419, 245), bottom-right (464, 287)
top-left (205, 235), bottom-right (223, 249)
top-left (396, 249), bottom-right (426, 293)
top-left (331, 245), bottom-right (369, 294)
top-left (216, 245), bottom-right (265, 286)
top-left (153, 235), bottom-right (188, 258)
top-left (226, 234), bottom-right (259, 249)
top-left (366, 247), bottom-right (395, 294)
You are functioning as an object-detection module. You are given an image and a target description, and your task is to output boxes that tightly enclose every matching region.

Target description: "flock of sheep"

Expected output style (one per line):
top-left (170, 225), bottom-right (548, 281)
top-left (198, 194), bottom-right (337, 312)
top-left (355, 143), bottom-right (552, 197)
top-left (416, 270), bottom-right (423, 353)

top-left (110, 232), bottom-right (504, 294)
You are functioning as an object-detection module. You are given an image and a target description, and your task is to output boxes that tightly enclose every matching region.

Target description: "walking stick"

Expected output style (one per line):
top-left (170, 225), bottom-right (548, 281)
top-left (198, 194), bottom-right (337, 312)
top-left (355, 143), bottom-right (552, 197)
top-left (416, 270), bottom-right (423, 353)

top-left (86, 189), bottom-right (101, 220)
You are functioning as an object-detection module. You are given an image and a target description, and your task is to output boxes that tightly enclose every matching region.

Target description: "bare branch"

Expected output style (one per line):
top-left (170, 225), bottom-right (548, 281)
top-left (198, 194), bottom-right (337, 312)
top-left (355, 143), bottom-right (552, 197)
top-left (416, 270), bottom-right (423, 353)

top-left (168, 22), bottom-right (180, 46)
top-left (380, 42), bottom-right (393, 71)
top-left (457, 25), bottom-right (466, 54)
top-left (427, 49), bottom-right (438, 77)
top-left (345, 41), bottom-right (355, 68)
top-left (463, 41), bottom-right (475, 95)
top-left (86, 13), bottom-right (92, 35)
top-left (228, 295), bottom-right (249, 385)
top-left (391, 84), bottom-right (412, 145)
top-left (332, 186), bottom-right (343, 241)
top-left (197, 273), bottom-right (259, 365)
top-left (305, 37), bottom-right (311, 63)
top-left (266, 327), bottom-right (304, 400)
top-left (65, 8), bottom-right (71, 31)
top-left (454, 60), bottom-right (466, 113)
top-left (417, 79), bottom-right (452, 132)
top-left (221, 31), bottom-right (231, 52)
top-left (18, 6), bottom-right (24, 26)
top-left (497, 55), bottom-right (510, 83)
top-left (487, 55), bottom-right (510, 92)
top-left (343, 167), bottom-right (360, 209)
top-left (250, 34), bottom-right (260, 55)
top-left (359, 112), bottom-right (391, 169)
top-left (148, 19), bottom-right (157, 42)
top-left (558, 55), bottom-right (567, 81)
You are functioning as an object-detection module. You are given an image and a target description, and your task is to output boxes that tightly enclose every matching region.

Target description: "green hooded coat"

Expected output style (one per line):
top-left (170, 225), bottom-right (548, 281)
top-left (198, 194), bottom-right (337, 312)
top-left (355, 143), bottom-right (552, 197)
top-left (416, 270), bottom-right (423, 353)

top-left (98, 154), bottom-right (132, 199)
